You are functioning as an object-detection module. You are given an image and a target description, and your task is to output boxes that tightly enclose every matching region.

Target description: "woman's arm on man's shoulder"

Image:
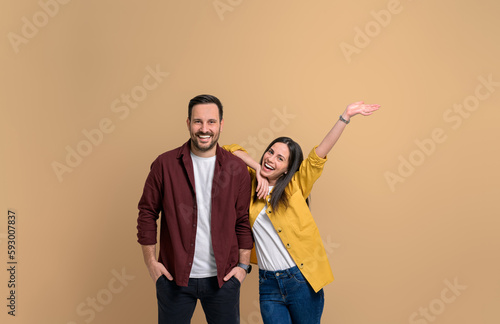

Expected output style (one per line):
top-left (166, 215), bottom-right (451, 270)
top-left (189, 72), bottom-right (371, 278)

top-left (222, 144), bottom-right (269, 199)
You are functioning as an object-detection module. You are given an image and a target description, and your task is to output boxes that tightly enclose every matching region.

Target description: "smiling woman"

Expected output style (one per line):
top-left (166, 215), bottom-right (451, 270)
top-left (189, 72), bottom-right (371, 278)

top-left (259, 138), bottom-right (305, 212)
top-left (223, 101), bottom-right (380, 324)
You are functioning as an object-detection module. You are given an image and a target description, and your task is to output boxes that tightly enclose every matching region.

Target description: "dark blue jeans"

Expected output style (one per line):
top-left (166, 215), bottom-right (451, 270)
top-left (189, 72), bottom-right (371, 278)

top-left (259, 266), bottom-right (324, 324)
top-left (156, 275), bottom-right (241, 324)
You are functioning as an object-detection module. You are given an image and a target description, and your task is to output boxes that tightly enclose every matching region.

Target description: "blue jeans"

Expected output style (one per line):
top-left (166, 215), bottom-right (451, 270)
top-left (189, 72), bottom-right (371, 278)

top-left (259, 266), bottom-right (324, 324)
top-left (156, 275), bottom-right (241, 324)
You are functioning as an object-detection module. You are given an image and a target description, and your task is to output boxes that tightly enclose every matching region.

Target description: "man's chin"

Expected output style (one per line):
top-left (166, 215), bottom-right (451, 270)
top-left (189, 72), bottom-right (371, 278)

top-left (192, 140), bottom-right (216, 152)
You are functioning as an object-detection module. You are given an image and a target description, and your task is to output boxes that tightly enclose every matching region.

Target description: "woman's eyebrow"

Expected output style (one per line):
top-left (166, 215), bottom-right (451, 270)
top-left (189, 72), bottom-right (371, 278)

top-left (277, 154), bottom-right (287, 160)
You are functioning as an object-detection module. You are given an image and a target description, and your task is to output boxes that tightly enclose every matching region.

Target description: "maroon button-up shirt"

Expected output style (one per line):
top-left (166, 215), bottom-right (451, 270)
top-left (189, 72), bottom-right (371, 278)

top-left (137, 140), bottom-right (253, 287)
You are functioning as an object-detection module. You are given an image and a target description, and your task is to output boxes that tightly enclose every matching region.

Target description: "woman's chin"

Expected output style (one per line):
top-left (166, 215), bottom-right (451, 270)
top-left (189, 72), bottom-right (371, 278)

top-left (258, 170), bottom-right (271, 180)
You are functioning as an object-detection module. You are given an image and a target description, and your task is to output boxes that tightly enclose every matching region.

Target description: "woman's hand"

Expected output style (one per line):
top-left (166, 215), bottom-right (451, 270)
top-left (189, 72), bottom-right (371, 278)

top-left (344, 101), bottom-right (380, 119)
top-left (315, 100), bottom-right (381, 158)
top-left (255, 166), bottom-right (270, 200)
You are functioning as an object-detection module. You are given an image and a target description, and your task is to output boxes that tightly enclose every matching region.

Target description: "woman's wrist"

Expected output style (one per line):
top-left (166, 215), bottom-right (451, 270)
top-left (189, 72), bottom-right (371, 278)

top-left (341, 111), bottom-right (351, 122)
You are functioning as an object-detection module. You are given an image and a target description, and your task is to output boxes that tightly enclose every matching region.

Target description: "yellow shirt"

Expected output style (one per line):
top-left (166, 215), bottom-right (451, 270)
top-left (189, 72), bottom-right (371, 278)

top-left (223, 144), bottom-right (334, 292)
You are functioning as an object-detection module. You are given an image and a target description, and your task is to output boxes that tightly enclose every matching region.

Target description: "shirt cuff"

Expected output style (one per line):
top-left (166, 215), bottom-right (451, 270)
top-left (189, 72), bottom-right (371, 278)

top-left (222, 144), bottom-right (248, 154)
top-left (137, 231), bottom-right (157, 245)
top-left (309, 145), bottom-right (328, 167)
top-left (237, 235), bottom-right (254, 250)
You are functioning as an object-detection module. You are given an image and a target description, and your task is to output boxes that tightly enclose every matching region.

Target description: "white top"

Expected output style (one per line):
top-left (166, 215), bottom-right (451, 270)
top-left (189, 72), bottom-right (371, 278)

top-left (189, 152), bottom-right (218, 278)
top-left (253, 187), bottom-right (296, 271)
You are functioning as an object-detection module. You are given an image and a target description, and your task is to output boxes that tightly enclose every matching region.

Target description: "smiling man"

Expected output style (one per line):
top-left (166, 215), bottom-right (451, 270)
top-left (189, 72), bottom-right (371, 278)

top-left (137, 94), bottom-right (253, 324)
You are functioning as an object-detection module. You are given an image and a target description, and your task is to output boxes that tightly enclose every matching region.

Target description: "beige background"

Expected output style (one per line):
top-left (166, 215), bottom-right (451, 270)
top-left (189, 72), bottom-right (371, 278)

top-left (1, 0), bottom-right (499, 323)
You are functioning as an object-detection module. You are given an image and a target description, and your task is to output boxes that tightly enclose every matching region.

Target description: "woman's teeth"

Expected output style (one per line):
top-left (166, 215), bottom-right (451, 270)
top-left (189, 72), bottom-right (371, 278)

top-left (265, 163), bottom-right (274, 170)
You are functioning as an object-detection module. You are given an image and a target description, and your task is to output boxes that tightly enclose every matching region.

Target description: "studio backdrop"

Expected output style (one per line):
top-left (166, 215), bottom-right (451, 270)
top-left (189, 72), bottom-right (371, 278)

top-left (1, 1), bottom-right (499, 323)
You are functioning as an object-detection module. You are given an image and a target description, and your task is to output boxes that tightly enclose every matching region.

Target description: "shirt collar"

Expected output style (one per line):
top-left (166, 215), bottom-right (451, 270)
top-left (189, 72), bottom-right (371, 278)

top-left (177, 139), bottom-right (225, 165)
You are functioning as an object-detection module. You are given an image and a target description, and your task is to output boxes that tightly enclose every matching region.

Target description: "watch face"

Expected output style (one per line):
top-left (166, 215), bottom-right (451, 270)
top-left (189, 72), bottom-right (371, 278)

top-left (239, 263), bottom-right (252, 273)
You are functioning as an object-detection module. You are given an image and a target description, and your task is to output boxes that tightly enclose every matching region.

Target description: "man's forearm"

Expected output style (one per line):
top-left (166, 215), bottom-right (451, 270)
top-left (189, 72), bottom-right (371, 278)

top-left (238, 249), bottom-right (251, 265)
top-left (141, 244), bottom-right (157, 265)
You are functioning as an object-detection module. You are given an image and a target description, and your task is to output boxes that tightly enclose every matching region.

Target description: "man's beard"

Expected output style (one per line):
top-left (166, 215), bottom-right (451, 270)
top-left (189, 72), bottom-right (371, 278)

top-left (191, 131), bottom-right (220, 152)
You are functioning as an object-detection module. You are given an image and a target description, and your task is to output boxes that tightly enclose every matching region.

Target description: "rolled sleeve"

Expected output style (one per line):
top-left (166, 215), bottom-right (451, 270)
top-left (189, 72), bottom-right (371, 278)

top-left (234, 162), bottom-right (254, 250)
top-left (137, 158), bottom-right (163, 245)
top-left (222, 144), bottom-right (248, 154)
top-left (309, 145), bottom-right (328, 166)
top-left (292, 145), bottom-right (328, 198)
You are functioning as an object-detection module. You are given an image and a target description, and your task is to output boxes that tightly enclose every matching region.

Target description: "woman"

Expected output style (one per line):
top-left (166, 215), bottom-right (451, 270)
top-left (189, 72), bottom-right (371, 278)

top-left (224, 101), bottom-right (380, 323)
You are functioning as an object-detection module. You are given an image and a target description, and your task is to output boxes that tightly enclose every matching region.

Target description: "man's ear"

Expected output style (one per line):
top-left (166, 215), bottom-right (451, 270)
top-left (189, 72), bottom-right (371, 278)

top-left (220, 118), bottom-right (224, 132)
top-left (186, 117), bottom-right (190, 131)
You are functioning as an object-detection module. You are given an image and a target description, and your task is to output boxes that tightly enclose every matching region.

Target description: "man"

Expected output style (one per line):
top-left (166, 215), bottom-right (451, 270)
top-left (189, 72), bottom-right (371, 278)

top-left (137, 94), bottom-right (253, 324)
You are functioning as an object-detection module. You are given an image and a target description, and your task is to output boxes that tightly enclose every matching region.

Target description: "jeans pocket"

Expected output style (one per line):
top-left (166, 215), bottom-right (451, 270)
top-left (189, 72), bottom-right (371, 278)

top-left (292, 271), bottom-right (307, 284)
top-left (225, 276), bottom-right (241, 288)
top-left (156, 274), bottom-right (171, 288)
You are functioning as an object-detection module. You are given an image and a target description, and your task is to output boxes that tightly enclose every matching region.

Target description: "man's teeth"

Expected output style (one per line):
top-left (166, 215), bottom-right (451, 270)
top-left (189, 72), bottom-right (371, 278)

top-left (198, 135), bottom-right (210, 138)
top-left (265, 163), bottom-right (274, 170)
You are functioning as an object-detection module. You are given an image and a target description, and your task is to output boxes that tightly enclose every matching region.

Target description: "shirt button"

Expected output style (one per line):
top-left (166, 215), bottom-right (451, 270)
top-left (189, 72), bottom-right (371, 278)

top-left (277, 228), bottom-right (282, 233)
top-left (191, 243), bottom-right (194, 246)
top-left (193, 224), bottom-right (196, 227)
top-left (276, 273), bottom-right (280, 277)
top-left (267, 210), bottom-right (271, 214)
top-left (286, 243), bottom-right (291, 249)
top-left (300, 263), bottom-right (304, 269)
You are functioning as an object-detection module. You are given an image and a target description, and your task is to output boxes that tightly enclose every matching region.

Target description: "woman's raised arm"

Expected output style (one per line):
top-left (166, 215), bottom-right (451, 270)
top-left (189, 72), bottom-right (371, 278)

top-left (315, 101), bottom-right (380, 159)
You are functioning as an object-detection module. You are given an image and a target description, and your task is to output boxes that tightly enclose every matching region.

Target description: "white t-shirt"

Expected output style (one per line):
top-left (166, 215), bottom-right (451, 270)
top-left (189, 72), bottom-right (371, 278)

top-left (253, 187), bottom-right (297, 271)
top-left (189, 152), bottom-right (218, 278)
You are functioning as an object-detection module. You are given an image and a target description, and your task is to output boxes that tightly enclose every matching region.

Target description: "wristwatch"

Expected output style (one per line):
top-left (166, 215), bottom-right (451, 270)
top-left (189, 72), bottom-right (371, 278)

top-left (339, 115), bottom-right (350, 124)
top-left (238, 263), bottom-right (252, 274)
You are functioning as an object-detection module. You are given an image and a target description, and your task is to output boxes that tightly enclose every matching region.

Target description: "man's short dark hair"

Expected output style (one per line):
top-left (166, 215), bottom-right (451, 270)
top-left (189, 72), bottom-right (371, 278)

top-left (188, 94), bottom-right (223, 121)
